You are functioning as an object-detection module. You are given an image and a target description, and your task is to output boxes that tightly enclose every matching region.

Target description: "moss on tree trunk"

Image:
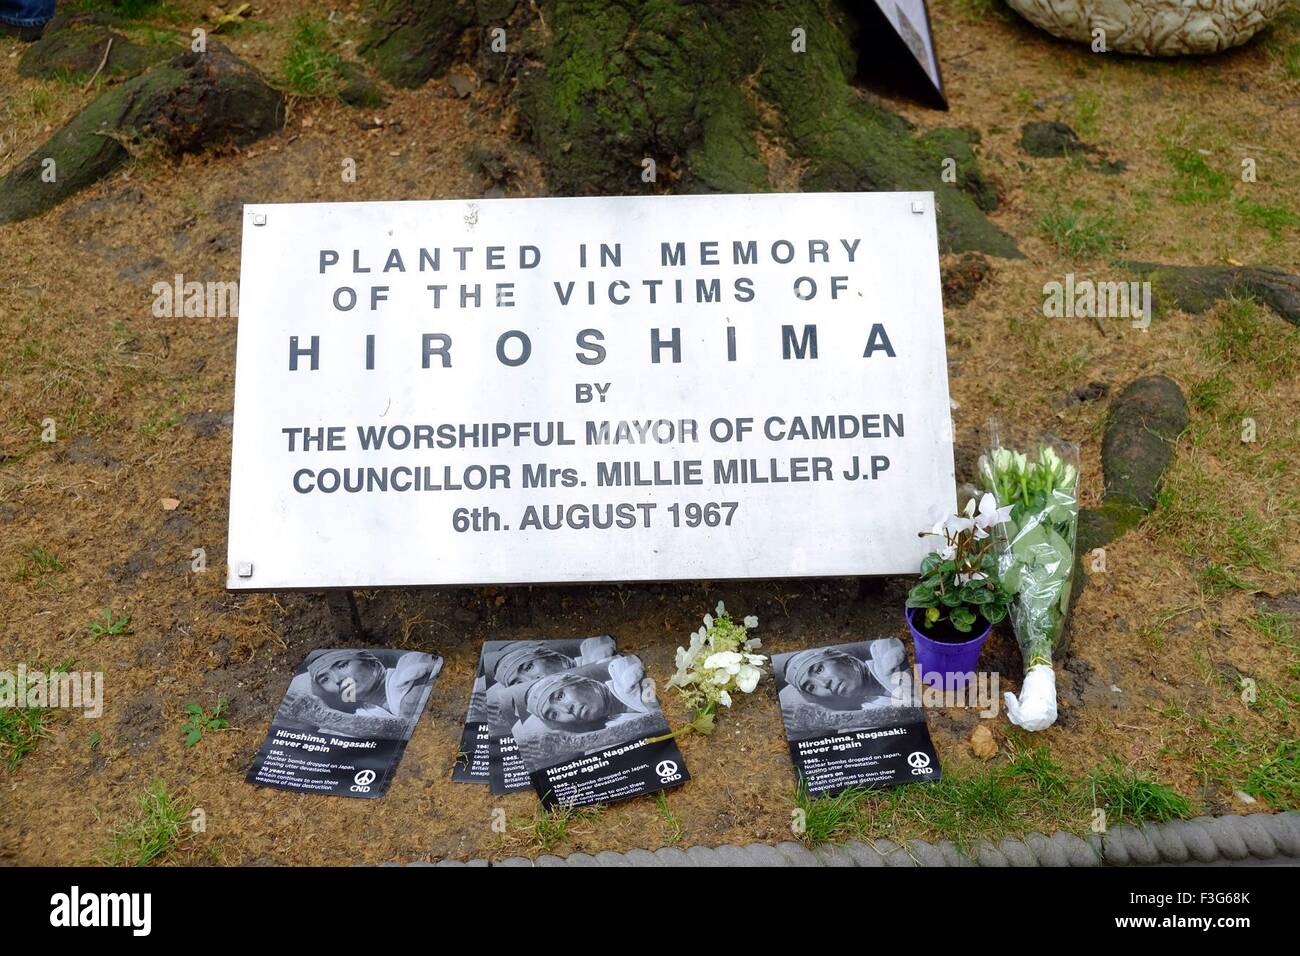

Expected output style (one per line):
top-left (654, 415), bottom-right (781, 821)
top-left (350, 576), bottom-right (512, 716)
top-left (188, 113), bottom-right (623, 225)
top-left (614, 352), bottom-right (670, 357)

top-left (358, 0), bottom-right (480, 88)
top-left (359, 0), bottom-right (1020, 256)
top-left (0, 50), bottom-right (283, 225)
top-left (514, 0), bottom-right (1020, 256)
top-left (18, 15), bottom-right (170, 82)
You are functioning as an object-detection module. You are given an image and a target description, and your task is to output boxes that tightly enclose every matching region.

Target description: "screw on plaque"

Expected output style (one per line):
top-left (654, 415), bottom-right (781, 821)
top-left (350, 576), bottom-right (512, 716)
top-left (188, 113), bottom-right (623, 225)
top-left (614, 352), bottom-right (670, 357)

top-left (911, 200), bottom-right (925, 214)
top-left (237, 562), bottom-right (254, 578)
top-left (252, 212), bottom-right (267, 226)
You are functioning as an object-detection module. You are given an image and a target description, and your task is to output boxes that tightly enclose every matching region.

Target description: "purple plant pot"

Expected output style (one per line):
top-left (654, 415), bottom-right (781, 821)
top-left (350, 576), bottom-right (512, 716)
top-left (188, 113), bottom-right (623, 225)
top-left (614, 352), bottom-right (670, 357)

top-left (906, 607), bottom-right (991, 691)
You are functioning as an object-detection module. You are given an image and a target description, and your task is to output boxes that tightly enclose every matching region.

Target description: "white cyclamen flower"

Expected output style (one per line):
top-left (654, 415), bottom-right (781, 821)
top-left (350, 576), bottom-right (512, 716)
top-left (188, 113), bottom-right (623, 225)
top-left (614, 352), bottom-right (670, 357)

top-left (703, 613), bottom-right (714, 629)
top-left (743, 615), bottom-right (758, 629)
top-left (972, 493), bottom-right (1014, 538)
top-left (945, 512), bottom-right (974, 536)
top-left (718, 690), bottom-right (733, 707)
top-left (716, 600), bottom-right (727, 617)
top-left (928, 518), bottom-right (957, 559)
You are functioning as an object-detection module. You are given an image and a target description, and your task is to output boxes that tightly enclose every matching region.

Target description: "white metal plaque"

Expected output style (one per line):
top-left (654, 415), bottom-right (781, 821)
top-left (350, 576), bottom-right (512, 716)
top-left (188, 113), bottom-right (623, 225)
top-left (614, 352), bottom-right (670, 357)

top-left (227, 192), bottom-right (956, 589)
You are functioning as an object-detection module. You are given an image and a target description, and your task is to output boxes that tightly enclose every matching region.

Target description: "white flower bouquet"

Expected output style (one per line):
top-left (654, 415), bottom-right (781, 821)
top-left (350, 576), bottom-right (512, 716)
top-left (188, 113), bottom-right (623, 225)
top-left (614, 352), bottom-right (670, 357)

top-left (662, 602), bottom-right (767, 737)
top-left (977, 433), bottom-right (1080, 731)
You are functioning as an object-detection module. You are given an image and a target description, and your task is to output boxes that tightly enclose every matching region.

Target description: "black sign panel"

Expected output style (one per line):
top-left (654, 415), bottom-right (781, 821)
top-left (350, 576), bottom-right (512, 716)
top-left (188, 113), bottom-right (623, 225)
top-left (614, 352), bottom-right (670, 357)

top-left (246, 647), bottom-right (441, 799)
top-left (772, 639), bottom-right (941, 796)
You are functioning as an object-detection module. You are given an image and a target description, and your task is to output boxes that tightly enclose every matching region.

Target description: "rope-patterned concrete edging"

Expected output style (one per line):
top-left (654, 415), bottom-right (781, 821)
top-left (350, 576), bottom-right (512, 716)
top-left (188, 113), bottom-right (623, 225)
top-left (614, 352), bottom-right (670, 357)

top-left (404, 811), bottom-right (1300, 867)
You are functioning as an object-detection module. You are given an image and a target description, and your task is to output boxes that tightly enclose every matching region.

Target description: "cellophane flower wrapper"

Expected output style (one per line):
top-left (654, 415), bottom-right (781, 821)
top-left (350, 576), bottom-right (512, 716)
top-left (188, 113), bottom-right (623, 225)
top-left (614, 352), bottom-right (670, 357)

top-left (977, 425), bottom-right (1080, 728)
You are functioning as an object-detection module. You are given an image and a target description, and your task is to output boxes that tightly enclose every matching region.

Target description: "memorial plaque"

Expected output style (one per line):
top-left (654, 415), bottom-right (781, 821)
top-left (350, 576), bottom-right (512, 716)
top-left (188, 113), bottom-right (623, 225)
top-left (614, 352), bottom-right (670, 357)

top-left (227, 192), bottom-right (956, 589)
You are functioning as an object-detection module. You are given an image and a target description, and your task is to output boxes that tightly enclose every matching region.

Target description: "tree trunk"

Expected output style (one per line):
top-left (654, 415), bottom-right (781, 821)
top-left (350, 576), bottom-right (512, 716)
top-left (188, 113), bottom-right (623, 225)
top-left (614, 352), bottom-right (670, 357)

top-left (361, 0), bottom-right (1021, 257)
top-left (0, 49), bottom-right (284, 225)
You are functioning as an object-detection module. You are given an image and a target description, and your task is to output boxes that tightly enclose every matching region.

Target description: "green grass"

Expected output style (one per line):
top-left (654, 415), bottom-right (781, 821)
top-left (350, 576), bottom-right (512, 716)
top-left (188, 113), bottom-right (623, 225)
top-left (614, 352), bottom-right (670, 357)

top-left (1252, 611), bottom-right (1296, 648)
top-left (101, 779), bottom-right (194, 866)
top-left (1153, 465), bottom-right (1281, 571)
top-left (1154, 424), bottom-right (1284, 574)
top-left (1089, 764), bottom-right (1193, 825)
top-left (14, 544), bottom-right (65, 582)
top-left (1205, 297), bottom-right (1270, 365)
top-left (1245, 742), bottom-right (1300, 806)
top-left (1188, 372), bottom-right (1233, 415)
top-left (1198, 563), bottom-right (1255, 597)
top-left (281, 16), bottom-right (345, 96)
top-left (140, 412), bottom-right (182, 439)
top-left (1205, 296), bottom-right (1300, 394)
top-left (1038, 200), bottom-right (1121, 257)
top-left (794, 784), bottom-right (872, 845)
top-left (1006, 741), bottom-right (1070, 798)
top-left (9, 87), bottom-right (56, 126)
top-left (1162, 300), bottom-right (1300, 578)
top-left (654, 791), bottom-right (684, 844)
top-left (888, 770), bottom-right (1030, 845)
top-left (511, 804), bottom-right (602, 854)
top-left (951, 0), bottom-right (1014, 21)
top-left (1158, 699), bottom-right (1300, 806)
top-left (0, 660), bottom-right (74, 771)
top-left (181, 699), bottom-right (229, 748)
top-left (1166, 144), bottom-right (1232, 205)
top-left (125, 25), bottom-right (186, 47)
top-left (70, 0), bottom-right (171, 19)
top-left (89, 610), bottom-right (132, 640)
top-left (0, 698), bottom-right (51, 772)
top-left (1072, 90), bottom-right (1101, 139)
top-left (1278, 26), bottom-right (1300, 81)
top-left (792, 745), bottom-right (1196, 849)
top-left (1235, 199), bottom-right (1300, 239)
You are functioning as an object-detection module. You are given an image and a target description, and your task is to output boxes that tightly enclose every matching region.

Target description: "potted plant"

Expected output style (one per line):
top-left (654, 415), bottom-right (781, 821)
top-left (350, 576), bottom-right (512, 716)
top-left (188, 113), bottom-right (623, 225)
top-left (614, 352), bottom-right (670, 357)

top-left (905, 494), bottom-right (1014, 688)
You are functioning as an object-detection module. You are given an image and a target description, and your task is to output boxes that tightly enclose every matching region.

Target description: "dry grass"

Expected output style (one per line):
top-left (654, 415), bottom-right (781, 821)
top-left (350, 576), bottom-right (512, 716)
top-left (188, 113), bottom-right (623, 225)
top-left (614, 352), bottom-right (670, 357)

top-left (0, 1), bottom-right (1297, 863)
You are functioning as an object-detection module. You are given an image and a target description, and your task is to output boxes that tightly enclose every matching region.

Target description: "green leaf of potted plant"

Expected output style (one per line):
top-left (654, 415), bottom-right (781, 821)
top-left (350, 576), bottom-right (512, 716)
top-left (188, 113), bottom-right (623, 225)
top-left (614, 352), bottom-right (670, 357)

top-left (906, 494), bottom-right (1014, 689)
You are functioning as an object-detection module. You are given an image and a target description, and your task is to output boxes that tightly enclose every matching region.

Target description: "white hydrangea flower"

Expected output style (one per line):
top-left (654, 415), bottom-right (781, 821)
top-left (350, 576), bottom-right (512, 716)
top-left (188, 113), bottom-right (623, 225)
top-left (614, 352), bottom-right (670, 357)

top-left (666, 600), bottom-right (768, 718)
top-left (703, 650), bottom-right (742, 674)
top-left (735, 664), bottom-right (762, 693)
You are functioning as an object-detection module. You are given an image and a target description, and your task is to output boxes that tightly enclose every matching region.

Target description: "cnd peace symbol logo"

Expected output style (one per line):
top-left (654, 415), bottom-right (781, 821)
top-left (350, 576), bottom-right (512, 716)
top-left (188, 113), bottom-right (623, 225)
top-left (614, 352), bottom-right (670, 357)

top-left (351, 769), bottom-right (377, 792)
top-left (907, 751), bottom-right (934, 775)
top-left (656, 760), bottom-right (681, 782)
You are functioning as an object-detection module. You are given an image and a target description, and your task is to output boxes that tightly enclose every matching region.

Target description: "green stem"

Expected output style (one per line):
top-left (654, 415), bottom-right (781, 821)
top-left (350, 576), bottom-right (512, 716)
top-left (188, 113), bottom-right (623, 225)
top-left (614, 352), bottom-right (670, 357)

top-left (646, 704), bottom-right (715, 743)
top-left (645, 725), bottom-right (696, 744)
